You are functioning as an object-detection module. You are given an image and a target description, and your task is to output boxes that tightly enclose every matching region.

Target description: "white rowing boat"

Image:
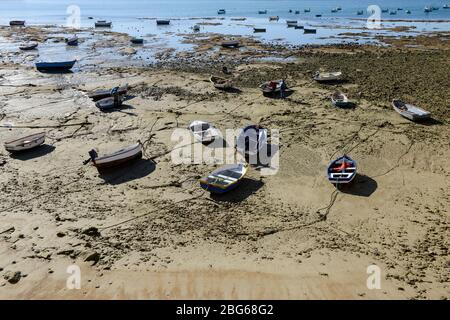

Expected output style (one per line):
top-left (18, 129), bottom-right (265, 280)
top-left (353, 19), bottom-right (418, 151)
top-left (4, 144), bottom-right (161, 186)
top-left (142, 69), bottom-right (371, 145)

top-left (4, 132), bottom-right (46, 152)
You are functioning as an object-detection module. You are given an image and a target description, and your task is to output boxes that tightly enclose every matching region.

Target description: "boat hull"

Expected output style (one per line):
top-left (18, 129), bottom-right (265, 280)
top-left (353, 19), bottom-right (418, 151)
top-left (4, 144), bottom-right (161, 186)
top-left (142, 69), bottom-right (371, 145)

top-left (4, 133), bottom-right (46, 152)
top-left (36, 60), bottom-right (76, 72)
top-left (327, 156), bottom-right (357, 184)
top-left (93, 144), bottom-right (142, 170)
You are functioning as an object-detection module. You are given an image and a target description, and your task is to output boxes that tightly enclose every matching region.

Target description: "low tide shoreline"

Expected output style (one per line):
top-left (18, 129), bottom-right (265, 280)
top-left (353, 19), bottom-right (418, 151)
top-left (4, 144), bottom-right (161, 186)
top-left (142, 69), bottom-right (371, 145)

top-left (0, 24), bottom-right (449, 299)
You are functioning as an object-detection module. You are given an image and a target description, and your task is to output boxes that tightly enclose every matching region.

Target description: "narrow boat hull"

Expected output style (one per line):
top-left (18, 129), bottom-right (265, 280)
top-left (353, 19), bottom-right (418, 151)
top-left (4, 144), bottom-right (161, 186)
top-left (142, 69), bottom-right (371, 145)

top-left (4, 133), bottom-right (46, 152)
top-left (392, 99), bottom-right (431, 121)
top-left (36, 60), bottom-right (76, 72)
top-left (92, 143), bottom-right (142, 170)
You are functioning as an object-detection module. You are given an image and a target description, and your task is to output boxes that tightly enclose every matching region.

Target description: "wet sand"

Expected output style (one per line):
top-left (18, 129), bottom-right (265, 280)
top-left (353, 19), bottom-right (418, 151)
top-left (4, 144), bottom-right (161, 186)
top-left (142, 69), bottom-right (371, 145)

top-left (0, 25), bottom-right (449, 300)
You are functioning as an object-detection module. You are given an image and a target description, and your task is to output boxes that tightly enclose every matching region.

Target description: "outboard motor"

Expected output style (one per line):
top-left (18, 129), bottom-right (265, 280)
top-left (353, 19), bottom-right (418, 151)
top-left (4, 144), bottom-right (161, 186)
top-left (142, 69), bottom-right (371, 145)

top-left (88, 149), bottom-right (98, 162)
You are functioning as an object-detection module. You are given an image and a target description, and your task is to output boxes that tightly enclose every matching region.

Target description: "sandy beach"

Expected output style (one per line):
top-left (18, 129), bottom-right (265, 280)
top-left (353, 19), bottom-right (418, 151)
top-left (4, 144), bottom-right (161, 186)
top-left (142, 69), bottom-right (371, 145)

top-left (0, 22), bottom-right (449, 300)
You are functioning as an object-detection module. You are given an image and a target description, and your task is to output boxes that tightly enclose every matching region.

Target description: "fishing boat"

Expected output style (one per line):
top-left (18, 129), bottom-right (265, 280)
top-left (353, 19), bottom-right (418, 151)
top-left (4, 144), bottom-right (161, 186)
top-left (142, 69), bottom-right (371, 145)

top-left (231, 17), bottom-right (246, 21)
top-left (95, 20), bottom-right (112, 27)
top-left (295, 10), bottom-right (300, 14)
top-left (259, 79), bottom-right (284, 95)
top-left (315, 14), bottom-right (322, 17)
top-left (331, 92), bottom-right (351, 108)
top-left (397, 8), bottom-right (403, 10)
top-left (286, 20), bottom-right (297, 25)
top-left (221, 40), bottom-right (240, 48)
top-left (130, 37), bottom-right (144, 44)
top-left (9, 20), bottom-right (25, 26)
top-left (95, 92), bottom-right (123, 110)
top-left (287, 21), bottom-right (298, 27)
top-left (406, 10), bottom-right (411, 14)
top-left (217, 9), bottom-right (226, 14)
top-left (253, 27), bottom-right (266, 33)
top-left (88, 143), bottom-right (142, 170)
top-left (156, 19), bottom-right (170, 25)
top-left (381, 8), bottom-right (389, 13)
top-left (269, 16), bottom-right (279, 21)
top-left (390, 10), bottom-right (398, 15)
top-left (294, 25), bottom-right (304, 29)
top-left (210, 76), bottom-right (233, 90)
top-left (88, 84), bottom-right (128, 101)
top-left (424, 6), bottom-right (432, 13)
top-left (337, 6), bottom-right (342, 11)
top-left (313, 71), bottom-right (342, 82)
top-left (192, 24), bottom-right (200, 32)
top-left (444, 5), bottom-right (450, 9)
top-left (392, 99), bottom-right (431, 121)
top-left (304, 8), bottom-right (311, 13)
top-left (331, 8), bottom-right (338, 13)
top-left (258, 10), bottom-right (267, 14)
top-left (327, 155), bottom-right (357, 184)
top-left (19, 43), bottom-right (38, 50)
top-left (357, 10), bottom-right (364, 15)
top-left (304, 28), bottom-right (317, 34)
top-left (199, 163), bottom-right (248, 194)
top-left (66, 36), bottom-right (78, 46)
top-left (4, 132), bottom-right (46, 153)
top-left (188, 121), bottom-right (219, 144)
top-left (35, 60), bottom-right (76, 72)
top-left (236, 125), bottom-right (268, 156)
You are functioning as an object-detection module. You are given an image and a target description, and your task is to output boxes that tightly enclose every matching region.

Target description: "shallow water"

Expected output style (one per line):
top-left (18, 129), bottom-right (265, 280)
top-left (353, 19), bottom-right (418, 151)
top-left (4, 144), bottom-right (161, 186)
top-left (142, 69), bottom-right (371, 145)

top-left (1, 1), bottom-right (449, 64)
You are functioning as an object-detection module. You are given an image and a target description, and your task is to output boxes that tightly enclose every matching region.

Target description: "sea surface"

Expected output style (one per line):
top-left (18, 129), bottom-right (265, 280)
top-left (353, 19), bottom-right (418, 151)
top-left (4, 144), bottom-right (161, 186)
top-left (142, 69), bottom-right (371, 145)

top-left (1, 0), bottom-right (449, 64)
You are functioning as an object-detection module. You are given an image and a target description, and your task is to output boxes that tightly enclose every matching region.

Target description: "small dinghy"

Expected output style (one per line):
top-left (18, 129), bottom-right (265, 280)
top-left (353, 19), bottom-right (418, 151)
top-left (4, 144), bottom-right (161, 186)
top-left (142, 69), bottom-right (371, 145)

top-left (331, 91), bottom-right (351, 107)
top-left (304, 28), bottom-right (317, 34)
top-left (315, 14), bottom-right (322, 17)
top-left (231, 17), bottom-right (246, 21)
top-left (156, 20), bottom-right (170, 25)
top-left (287, 21), bottom-right (298, 27)
top-left (36, 60), bottom-right (76, 72)
top-left (221, 40), bottom-right (240, 48)
top-left (304, 8), bottom-right (311, 13)
top-left (259, 79), bottom-right (286, 95)
top-left (357, 10), bottom-right (364, 15)
top-left (253, 27), bottom-right (266, 33)
top-left (66, 36), bottom-right (78, 46)
top-left (286, 20), bottom-right (297, 24)
top-left (88, 143), bottom-right (142, 170)
top-left (269, 16), bottom-right (279, 21)
top-left (95, 20), bottom-right (112, 27)
top-left (188, 121), bottom-right (219, 144)
top-left (19, 43), bottom-right (38, 50)
top-left (382, 8), bottom-right (389, 13)
top-left (88, 84), bottom-right (128, 101)
top-left (236, 125), bottom-right (268, 156)
top-left (390, 10), bottom-right (398, 15)
top-left (294, 25), bottom-right (304, 29)
top-left (95, 87), bottom-right (123, 110)
top-left (313, 71), bottom-right (343, 82)
top-left (192, 25), bottom-right (200, 32)
top-left (392, 99), bottom-right (431, 121)
top-left (199, 163), bottom-right (248, 194)
top-left (295, 10), bottom-right (300, 14)
top-left (4, 132), bottom-right (46, 152)
top-left (210, 76), bottom-right (233, 90)
top-left (130, 37), bottom-right (144, 44)
top-left (10, 20), bottom-right (25, 26)
top-left (327, 155), bottom-right (357, 184)
top-left (217, 9), bottom-right (226, 14)
top-left (258, 10), bottom-right (268, 14)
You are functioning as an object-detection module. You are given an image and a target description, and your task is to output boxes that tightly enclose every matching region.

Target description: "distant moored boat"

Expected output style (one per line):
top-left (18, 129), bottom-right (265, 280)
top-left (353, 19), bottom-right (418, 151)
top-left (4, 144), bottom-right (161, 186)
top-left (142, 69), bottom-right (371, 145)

top-left (95, 20), bottom-right (112, 27)
top-left (156, 19), bottom-right (170, 25)
top-left (217, 9), bottom-right (226, 14)
top-left (9, 20), bottom-right (25, 26)
top-left (19, 43), bottom-right (38, 50)
top-left (35, 60), bottom-right (76, 72)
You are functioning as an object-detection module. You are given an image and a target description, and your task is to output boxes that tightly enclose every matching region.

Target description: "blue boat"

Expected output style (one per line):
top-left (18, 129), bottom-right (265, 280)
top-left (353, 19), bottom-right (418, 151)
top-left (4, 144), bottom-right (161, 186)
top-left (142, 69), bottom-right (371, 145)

top-left (200, 163), bottom-right (248, 194)
top-left (327, 155), bottom-right (357, 184)
top-left (35, 60), bottom-right (76, 72)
